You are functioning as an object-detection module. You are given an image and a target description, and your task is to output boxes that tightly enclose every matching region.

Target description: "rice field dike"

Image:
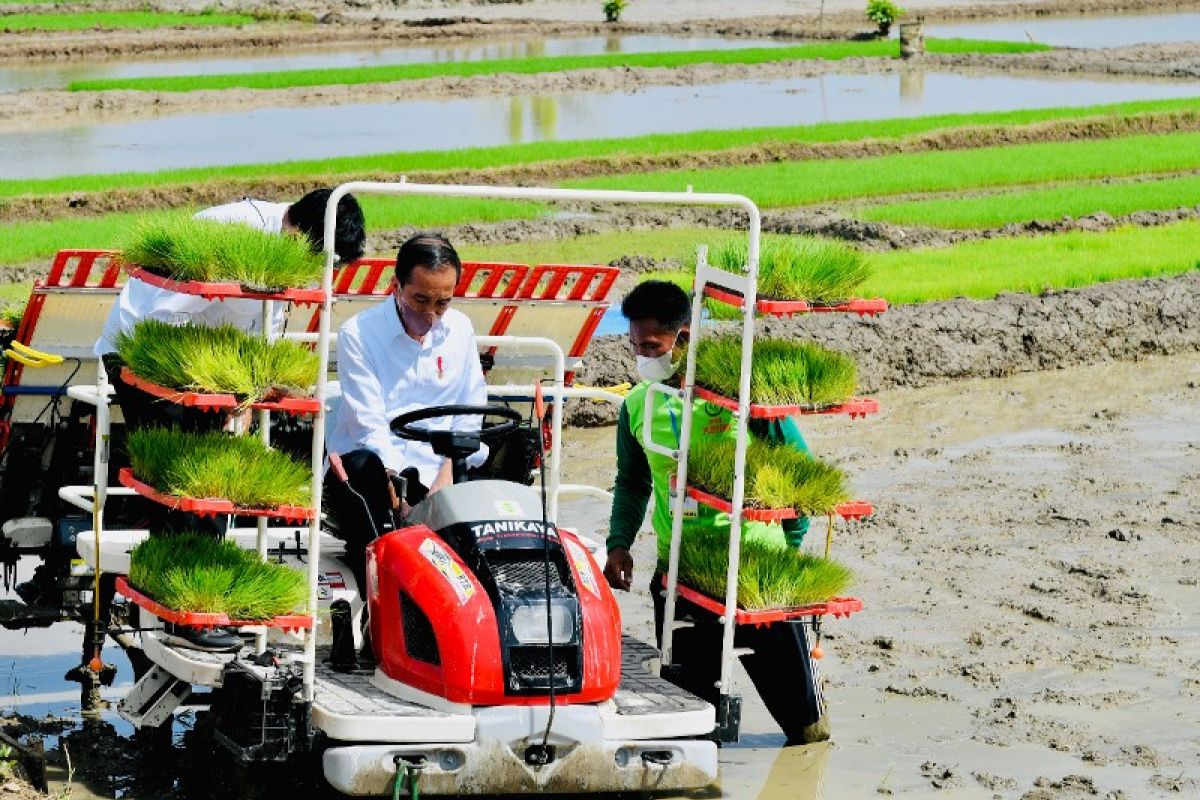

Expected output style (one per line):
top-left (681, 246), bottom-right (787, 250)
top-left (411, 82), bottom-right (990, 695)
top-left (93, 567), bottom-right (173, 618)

top-left (65, 38), bottom-right (1047, 92)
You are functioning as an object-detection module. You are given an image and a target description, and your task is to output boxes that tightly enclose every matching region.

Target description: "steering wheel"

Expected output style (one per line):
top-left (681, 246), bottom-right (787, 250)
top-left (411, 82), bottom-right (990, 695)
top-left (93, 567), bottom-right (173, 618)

top-left (389, 403), bottom-right (522, 443)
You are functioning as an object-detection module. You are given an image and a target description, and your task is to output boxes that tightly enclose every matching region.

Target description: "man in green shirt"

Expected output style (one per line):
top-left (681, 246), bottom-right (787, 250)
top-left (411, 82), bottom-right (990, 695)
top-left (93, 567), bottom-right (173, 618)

top-left (603, 280), bottom-right (827, 744)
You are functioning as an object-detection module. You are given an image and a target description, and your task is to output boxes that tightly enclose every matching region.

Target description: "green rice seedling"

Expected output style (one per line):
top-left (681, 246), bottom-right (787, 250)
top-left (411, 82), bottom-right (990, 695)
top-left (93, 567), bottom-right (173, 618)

top-left (660, 526), bottom-right (854, 610)
top-left (694, 336), bottom-right (858, 407)
top-left (115, 320), bottom-right (318, 403)
top-left (129, 533), bottom-right (307, 618)
top-left (703, 236), bottom-right (871, 303)
top-left (120, 217), bottom-right (323, 290)
top-left (126, 428), bottom-right (311, 508)
top-left (688, 437), bottom-right (849, 515)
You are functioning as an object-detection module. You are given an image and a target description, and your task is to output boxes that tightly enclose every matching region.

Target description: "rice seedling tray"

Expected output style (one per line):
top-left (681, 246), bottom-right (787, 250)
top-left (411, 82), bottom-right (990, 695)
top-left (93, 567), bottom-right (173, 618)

top-left (129, 267), bottom-right (325, 306)
top-left (116, 576), bottom-right (312, 632)
top-left (684, 485), bottom-right (874, 523)
top-left (692, 386), bottom-right (879, 420)
top-left (702, 285), bottom-right (888, 318)
top-left (118, 467), bottom-right (315, 522)
top-left (120, 367), bottom-right (320, 415)
top-left (664, 575), bottom-right (863, 625)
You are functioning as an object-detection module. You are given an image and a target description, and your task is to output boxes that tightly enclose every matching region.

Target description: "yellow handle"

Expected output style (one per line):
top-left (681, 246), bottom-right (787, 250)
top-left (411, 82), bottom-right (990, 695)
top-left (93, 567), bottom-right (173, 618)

top-left (5, 341), bottom-right (64, 368)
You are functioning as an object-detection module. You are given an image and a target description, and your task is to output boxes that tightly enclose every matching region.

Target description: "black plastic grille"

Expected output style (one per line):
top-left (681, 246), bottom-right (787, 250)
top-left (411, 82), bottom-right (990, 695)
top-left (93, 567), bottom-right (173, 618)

top-left (401, 593), bottom-right (440, 665)
top-left (490, 554), bottom-right (564, 592)
top-left (510, 647), bottom-right (571, 679)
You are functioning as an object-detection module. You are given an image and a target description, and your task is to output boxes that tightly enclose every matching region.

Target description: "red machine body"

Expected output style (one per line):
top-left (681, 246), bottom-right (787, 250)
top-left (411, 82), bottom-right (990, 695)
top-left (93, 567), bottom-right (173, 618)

top-left (367, 524), bottom-right (621, 706)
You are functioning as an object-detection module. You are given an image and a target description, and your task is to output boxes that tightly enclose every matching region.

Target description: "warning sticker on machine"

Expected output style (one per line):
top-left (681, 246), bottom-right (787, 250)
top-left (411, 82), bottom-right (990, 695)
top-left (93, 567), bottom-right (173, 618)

top-left (564, 539), bottom-right (599, 597)
top-left (419, 538), bottom-right (475, 604)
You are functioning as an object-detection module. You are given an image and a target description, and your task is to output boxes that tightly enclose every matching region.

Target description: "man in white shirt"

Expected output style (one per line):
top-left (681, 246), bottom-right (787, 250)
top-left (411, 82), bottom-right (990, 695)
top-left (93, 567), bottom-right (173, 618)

top-left (325, 233), bottom-right (487, 590)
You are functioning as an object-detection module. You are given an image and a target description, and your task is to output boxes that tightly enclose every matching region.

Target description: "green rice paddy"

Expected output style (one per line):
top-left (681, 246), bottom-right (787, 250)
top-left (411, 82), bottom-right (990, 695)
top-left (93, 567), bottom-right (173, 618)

top-left (0, 11), bottom-right (260, 32)
top-left (856, 172), bottom-right (1200, 229)
top-left (68, 38), bottom-right (1047, 93)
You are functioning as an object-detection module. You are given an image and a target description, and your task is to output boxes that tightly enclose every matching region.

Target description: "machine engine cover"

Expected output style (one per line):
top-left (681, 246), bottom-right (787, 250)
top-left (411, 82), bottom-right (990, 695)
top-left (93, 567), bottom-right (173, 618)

top-left (367, 520), bottom-right (620, 706)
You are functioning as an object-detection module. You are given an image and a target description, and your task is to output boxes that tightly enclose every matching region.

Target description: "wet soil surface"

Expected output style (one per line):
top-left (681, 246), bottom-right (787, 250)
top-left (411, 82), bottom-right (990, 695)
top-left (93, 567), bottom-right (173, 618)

top-left (561, 349), bottom-right (1200, 798)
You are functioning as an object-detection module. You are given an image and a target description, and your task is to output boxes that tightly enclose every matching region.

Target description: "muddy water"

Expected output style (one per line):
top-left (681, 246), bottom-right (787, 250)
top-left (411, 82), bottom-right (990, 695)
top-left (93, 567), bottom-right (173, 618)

top-left (0, 34), bottom-right (789, 93)
top-left (6, 71), bottom-right (1200, 179)
top-left (918, 11), bottom-right (1200, 49)
top-left (4, 352), bottom-right (1197, 798)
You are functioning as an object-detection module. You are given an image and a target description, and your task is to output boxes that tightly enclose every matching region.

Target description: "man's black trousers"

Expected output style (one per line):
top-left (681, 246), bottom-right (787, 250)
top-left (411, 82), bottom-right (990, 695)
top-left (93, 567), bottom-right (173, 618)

top-left (650, 571), bottom-right (823, 744)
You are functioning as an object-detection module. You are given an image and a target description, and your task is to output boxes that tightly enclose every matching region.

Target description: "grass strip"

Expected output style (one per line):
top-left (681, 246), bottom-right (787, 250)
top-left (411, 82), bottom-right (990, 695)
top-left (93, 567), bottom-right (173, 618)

top-left (5, 97), bottom-right (1200, 200)
top-left (115, 320), bottom-right (318, 404)
top-left (856, 172), bottom-right (1200, 229)
top-left (688, 436), bottom-right (849, 515)
top-left (0, 11), bottom-right (259, 31)
top-left (566, 130), bottom-right (1200, 209)
top-left (127, 428), bottom-right (311, 509)
top-left (660, 526), bottom-right (853, 610)
top-left (695, 336), bottom-right (858, 406)
top-left (67, 38), bottom-right (1047, 92)
top-left (468, 220), bottom-right (1200, 304)
top-left (0, 197), bottom-right (543, 271)
top-left (121, 217), bottom-right (322, 289)
top-left (129, 533), bottom-right (307, 618)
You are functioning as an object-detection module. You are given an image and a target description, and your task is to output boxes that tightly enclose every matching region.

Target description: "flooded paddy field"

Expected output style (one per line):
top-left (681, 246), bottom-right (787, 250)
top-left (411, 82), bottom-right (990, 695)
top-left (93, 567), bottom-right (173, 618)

top-left (4, 71), bottom-right (1200, 179)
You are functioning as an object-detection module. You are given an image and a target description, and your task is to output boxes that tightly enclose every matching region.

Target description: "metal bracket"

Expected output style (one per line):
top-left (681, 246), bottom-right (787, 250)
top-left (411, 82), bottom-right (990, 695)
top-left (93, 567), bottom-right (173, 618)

top-left (118, 664), bottom-right (191, 729)
top-left (715, 694), bottom-right (742, 744)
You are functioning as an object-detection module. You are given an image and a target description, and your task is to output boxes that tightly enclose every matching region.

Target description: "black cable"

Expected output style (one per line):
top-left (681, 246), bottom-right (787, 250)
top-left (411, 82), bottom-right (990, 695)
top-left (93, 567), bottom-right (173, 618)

top-left (534, 385), bottom-right (557, 759)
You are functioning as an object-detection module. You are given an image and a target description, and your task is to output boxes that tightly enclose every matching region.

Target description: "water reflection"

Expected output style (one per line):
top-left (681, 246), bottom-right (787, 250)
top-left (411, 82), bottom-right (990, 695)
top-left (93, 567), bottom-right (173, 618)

top-left (0, 34), bottom-right (790, 93)
top-left (917, 11), bottom-right (1200, 48)
top-left (6, 72), bottom-right (1200, 179)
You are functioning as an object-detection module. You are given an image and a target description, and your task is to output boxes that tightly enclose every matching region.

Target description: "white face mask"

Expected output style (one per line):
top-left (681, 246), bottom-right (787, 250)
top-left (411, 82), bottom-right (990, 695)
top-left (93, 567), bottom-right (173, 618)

top-left (636, 351), bottom-right (680, 382)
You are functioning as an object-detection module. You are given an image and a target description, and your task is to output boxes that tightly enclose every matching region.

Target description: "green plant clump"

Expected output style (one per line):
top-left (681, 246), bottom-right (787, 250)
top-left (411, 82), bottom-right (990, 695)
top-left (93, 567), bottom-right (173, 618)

top-left (688, 437), bottom-right (849, 515)
top-left (602, 0), bottom-right (627, 22)
top-left (703, 235), bottom-right (871, 303)
top-left (866, 0), bottom-right (906, 36)
top-left (120, 217), bottom-right (323, 290)
top-left (695, 336), bottom-right (858, 407)
top-left (129, 533), bottom-right (307, 618)
top-left (661, 527), bottom-right (853, 610)
top-left (127, 428), bottom-right (311, 508)
top-left (115, 320), bottom-right (318, 404)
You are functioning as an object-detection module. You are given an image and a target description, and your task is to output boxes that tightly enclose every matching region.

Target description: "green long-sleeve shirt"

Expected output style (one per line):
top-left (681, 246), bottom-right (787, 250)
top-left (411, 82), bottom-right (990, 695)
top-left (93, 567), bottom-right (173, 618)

top-left (607, 382), bottom-right (811, 553)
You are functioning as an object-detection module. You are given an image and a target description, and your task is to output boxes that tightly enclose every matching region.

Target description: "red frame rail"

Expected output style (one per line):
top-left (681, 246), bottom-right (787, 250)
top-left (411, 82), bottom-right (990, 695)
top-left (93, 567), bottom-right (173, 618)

top-left (129, 268), bottom-right (326, 306)
top-left (685, 485), bottom-right (874, 523)
top-left (118, 468), bottom-right (315, 523)
top-left (116, 576), bottom-right (312, 632)
top-left (120, 368), bottom-right (320, 415)
top-left (703, 285), bottom-right (888, 318)
top-left (663, 575), bottom-right (863, 626)
top-left (693, 386), bottom-right (879, 420)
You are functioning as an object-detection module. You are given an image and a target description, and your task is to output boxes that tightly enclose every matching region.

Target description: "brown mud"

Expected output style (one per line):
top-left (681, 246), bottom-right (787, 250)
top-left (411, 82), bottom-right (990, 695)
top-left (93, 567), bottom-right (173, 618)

top-left (558, 348), bottom-right (1200, 798)
top-left (7, 109), bottom-right (1200, 225)
top-left (5, 41), bottom-right (1200, 133)
top-left (568, 271), bottom-right (1200, 425)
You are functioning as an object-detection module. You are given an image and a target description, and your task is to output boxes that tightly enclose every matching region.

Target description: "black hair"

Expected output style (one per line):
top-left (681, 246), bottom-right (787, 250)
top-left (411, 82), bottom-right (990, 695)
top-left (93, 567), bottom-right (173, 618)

top-left (621, 280), bottom-right (691, 330)
top-left (395, 233), bottom-right (462, 286)
top-left (287, 188), bottom-right (366, 263)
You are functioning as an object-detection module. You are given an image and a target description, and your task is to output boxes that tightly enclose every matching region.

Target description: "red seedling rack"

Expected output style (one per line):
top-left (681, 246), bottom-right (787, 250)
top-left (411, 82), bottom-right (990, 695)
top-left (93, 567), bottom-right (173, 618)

top-left (119, 468), bottom-right (315, 522)
top-left (703, 285), bottom-right (888, 318)
top-left (129, 267), bottom-right (325, 306)
top-left (693, 386), bottom-right (879, 420)
top-left (664, 576), bottom-right (863, 626)
top-left (685, 485), bottom-right (874, 523)
top-left (116, 577), bottom-right (312, 632)
top-left (120, 368), bottom-right (320, 415)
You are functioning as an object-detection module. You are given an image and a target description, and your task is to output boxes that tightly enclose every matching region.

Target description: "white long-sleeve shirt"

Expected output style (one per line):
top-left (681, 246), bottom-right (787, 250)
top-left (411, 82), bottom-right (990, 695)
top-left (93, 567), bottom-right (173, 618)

top-left (327, 297), bottom-right (488, 487)
top-left (94, 199), bottom-right (289, 355)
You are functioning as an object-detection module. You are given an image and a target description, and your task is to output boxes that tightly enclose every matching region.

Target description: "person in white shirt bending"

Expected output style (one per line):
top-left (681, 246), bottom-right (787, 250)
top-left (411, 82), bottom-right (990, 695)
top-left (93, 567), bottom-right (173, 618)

top-left (326, 233), bottom-right (487, 590)
top-left (95, 189), bottom-right (365, 430)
